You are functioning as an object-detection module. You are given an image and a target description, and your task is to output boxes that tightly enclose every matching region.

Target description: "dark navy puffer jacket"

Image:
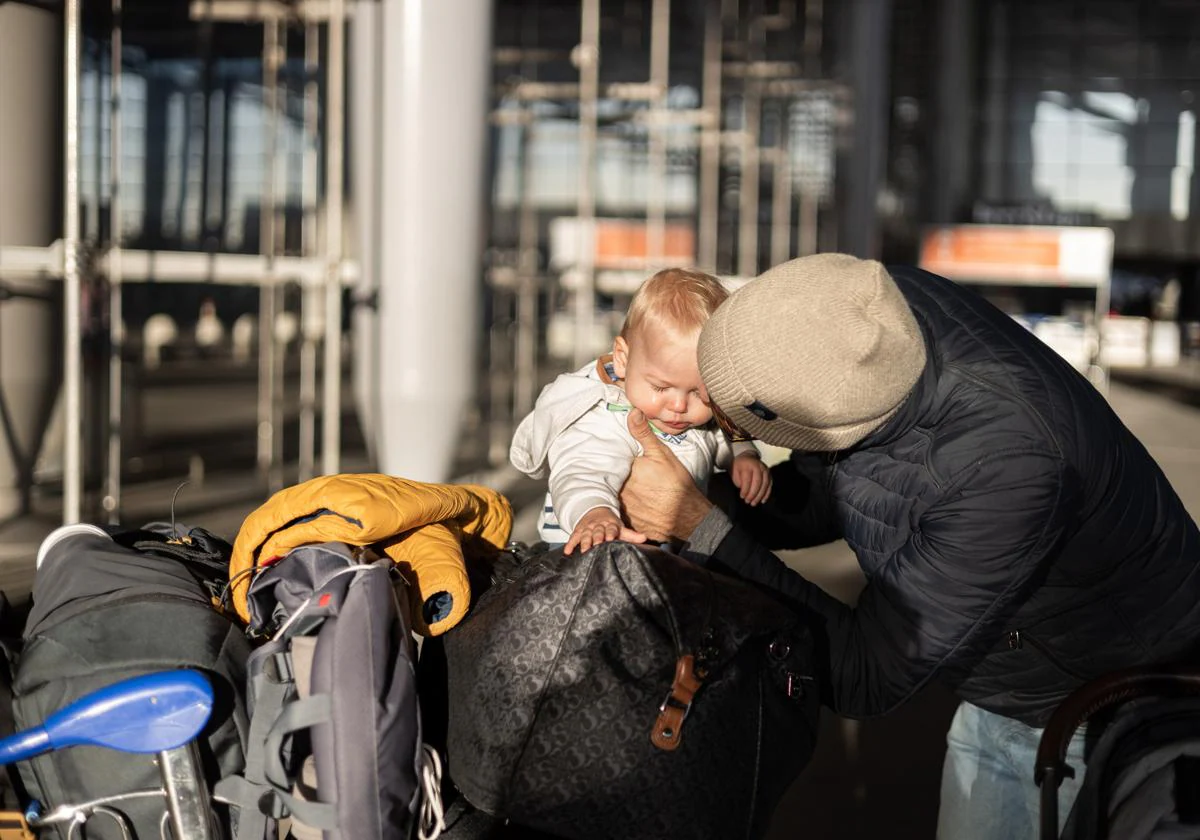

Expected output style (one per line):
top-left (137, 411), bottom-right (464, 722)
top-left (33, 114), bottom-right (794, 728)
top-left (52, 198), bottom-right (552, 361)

top-left (709, 266), bottom-right (1200, 726)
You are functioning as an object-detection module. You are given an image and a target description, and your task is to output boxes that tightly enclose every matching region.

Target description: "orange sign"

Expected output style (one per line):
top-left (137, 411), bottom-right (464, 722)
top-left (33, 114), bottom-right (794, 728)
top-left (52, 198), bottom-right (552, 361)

top-left (920, 227), bottom-right (1060, 270)
top-left (918, 224), bottom-right (1113, 286)
top-left (593, 220), bottom-right (696, 270)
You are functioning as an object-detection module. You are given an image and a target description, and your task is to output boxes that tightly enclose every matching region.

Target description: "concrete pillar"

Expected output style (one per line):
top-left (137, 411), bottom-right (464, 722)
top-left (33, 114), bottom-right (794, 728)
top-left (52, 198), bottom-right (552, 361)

top-left (352, 0), bottom-right (494, 482)
top-left (0, 4), bottom-right (60, 520)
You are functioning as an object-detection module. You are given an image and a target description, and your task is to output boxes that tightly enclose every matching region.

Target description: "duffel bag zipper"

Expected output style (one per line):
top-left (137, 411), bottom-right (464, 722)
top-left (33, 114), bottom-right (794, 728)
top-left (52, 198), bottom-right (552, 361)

top-left (31, 591), bottom-right (228, 636)
top-left (1006, 629), bottom-right (1089, 681)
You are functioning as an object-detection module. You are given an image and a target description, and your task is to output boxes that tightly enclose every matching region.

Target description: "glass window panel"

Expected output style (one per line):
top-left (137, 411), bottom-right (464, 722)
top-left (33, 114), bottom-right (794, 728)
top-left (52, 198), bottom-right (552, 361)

top-left (1074, 120), bottom-right (1132, 164)
top-left (1031, 99), bottom-right (1075, 161)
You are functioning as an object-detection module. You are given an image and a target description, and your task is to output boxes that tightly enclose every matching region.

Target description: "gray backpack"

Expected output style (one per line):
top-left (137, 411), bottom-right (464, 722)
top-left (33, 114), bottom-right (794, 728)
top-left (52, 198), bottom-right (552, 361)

top-left (215, 542), bottom-right (438, 840)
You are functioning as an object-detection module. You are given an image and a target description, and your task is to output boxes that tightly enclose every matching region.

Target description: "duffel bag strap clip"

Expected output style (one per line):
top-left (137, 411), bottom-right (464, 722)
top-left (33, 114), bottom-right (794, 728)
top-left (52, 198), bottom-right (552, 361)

top-left (651, 654), bottom-right (703, 752)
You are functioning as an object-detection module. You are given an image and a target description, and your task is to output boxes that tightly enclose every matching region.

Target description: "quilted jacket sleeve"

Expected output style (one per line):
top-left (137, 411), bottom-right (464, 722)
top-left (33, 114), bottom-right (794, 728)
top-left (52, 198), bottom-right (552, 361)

top-left (710, 450), bottom-right (1072, 717)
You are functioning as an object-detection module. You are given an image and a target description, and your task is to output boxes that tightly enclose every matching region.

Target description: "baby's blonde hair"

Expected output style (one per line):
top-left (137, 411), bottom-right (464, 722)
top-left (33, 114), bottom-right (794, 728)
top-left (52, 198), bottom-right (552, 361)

top-left (620, 268), bottom-right (728, 341)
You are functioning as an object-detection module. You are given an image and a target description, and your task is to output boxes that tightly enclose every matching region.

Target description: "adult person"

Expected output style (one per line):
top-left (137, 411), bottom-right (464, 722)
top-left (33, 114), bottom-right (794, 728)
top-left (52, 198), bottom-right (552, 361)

top-left (616, 252), bottom-right (1200, 839)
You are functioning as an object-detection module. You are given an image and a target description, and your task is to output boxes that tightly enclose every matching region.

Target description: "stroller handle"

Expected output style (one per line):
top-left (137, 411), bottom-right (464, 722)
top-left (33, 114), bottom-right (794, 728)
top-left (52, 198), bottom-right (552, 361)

top-left (1035, 664), bottom-right (1200, 840)
top-left (0, 670), bottom-right (213, 765)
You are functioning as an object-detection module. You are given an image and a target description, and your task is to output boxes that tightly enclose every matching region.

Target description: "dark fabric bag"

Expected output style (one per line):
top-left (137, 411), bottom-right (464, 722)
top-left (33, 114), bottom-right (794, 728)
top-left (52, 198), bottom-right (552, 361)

top-left (215, 542), bottom-right (426, 840)
top-left (443, 541), bottom-right (821, 840)
top-left (11, 525), bottom-right (250, 840)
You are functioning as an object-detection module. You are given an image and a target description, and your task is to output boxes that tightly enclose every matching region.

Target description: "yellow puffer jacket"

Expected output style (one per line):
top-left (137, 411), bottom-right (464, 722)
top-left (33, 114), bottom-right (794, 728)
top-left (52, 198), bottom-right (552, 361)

top-left (229, 473), bottom-right (512, 636)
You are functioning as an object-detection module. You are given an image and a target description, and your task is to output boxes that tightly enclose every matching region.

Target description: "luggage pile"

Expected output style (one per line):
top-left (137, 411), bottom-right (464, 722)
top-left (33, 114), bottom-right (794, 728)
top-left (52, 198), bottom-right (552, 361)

top-left (0, 474), bottom-right (825, 840)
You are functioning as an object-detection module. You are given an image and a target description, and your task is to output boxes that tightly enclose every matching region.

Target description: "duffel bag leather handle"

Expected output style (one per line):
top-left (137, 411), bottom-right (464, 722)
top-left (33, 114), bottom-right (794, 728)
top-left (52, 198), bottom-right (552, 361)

top-left (652, 655), bottom-right (703, 751)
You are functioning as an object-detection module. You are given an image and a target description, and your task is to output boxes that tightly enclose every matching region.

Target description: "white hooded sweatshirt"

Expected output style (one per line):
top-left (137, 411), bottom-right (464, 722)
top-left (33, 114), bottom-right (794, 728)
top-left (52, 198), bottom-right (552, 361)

top-left (510, 358), bottom-right (756, 543)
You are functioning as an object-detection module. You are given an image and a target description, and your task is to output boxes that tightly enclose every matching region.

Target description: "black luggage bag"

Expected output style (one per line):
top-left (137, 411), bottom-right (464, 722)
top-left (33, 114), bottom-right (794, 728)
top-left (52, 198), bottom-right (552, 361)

top-left (11, 524), bottom-right (251, 839)
top-left (443, 541), bottom-right (822, 840)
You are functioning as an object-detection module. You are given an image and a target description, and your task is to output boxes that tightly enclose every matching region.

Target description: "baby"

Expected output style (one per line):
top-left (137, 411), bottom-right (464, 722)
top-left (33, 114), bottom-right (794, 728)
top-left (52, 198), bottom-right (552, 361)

top-left (510, 267), bottom-right (771, 555)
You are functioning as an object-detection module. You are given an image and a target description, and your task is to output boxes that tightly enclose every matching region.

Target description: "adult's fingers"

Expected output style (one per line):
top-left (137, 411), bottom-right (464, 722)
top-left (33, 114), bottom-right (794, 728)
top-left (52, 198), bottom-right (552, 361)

top-left (617, 525), bottom-right (648, 544)
top-left (627, 409), bottom-right (673, 459)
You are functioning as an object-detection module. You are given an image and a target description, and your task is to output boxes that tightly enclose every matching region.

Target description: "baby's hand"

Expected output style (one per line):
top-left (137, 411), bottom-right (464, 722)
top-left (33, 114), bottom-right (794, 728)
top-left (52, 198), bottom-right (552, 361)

top-left (731, 453), bottom-right (772, 506)
top-left (564, 507), bottom-right (645, 556)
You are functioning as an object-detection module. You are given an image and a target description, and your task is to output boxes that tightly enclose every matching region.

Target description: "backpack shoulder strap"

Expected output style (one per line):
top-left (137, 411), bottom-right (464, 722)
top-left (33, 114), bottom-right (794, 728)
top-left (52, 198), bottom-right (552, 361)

top-left (214, 645), bottom-right (337, 839)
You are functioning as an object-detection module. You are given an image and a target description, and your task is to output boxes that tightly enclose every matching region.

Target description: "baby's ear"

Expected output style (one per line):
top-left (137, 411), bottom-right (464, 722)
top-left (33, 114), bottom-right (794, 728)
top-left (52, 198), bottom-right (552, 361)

top-left (612, 335), bottom-right (629, 379)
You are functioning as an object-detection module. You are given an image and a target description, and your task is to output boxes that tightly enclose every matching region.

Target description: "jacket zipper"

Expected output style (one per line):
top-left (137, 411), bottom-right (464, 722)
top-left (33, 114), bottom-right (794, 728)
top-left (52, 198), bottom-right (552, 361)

top-left (1007, 629), bottom-right (1089, 681)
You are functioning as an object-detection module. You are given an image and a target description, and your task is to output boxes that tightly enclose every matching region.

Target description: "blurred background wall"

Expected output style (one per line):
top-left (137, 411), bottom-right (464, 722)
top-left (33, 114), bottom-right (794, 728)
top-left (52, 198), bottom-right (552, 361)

top-left (2, 0), bottom-right (1199, 525)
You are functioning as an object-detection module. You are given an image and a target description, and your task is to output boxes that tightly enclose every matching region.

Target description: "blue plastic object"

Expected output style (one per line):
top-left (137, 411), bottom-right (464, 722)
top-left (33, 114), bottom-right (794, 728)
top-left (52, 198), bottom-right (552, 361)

top-left (0, 670), bottom-right (213, 766)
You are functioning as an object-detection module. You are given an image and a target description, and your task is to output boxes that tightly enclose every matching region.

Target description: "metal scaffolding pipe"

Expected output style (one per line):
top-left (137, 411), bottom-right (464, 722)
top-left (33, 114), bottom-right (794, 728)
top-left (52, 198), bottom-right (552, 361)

top-left (270, 24), bottom-right (289, 482)
top-left (736, 81), bottom-right (762, 278)
top-left (572, 0), bottom-right (600, 368)
top-left (804, 0), bottom-right (824, 76)
top-left (349, 0), bottom-right (383, 470)
top-left (645, 0), bottom-right (670, 268)
top-left (514, 115), bottom-right (539, 423)
top-left (298, 20), bottom-right (320, 482)
top-left (504, 2), bottom-right (544, 459)
top-left (697, 0), bottom-right (723, 272)
top-left (104, 0), bottom-right (125, 522)
top-left (256, 19), bottom-right (282, 489)
top-left (770, 130), bottom-right (793, 267)
top-left (62, 0), bottom-right (83, 524)
top-left (797, 0), bottom-right (824, 256)
top-left (322, 0), bottom-right (347, 476)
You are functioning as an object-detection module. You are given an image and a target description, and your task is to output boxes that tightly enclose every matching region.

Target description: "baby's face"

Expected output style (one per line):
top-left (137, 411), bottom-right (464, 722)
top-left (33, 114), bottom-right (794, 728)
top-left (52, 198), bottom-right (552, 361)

top-left (612, 329), bottom-right (713, 434)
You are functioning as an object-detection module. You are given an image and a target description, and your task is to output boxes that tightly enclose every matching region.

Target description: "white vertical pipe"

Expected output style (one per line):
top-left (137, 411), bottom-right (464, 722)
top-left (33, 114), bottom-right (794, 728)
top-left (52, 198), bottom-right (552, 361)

top-left (373, 0), bottom-right (494, 481)
top-left (63, 0), bottom-right (84, 524)
top-left (321, 0), bottom-right (347, 476)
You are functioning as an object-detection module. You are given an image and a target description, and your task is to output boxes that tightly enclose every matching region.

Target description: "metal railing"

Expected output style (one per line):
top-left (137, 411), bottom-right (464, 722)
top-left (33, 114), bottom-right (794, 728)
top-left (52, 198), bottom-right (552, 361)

top-left (0, 0), bottom-right (356, 525)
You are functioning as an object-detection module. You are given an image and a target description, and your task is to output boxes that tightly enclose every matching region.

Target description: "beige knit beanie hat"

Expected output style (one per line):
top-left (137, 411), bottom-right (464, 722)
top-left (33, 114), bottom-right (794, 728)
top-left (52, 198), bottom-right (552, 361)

top-left (698, 253), bottom-right (927, 452)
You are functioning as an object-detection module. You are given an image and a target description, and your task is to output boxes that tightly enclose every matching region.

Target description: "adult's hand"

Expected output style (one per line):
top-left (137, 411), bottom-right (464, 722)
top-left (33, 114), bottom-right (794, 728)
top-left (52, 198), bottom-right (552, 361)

top-left (620, 409), bottom-right (715, 543)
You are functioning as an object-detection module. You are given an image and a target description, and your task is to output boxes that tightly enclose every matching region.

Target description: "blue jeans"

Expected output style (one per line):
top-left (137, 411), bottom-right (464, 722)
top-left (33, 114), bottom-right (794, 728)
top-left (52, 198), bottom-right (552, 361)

top-left (937, 701), bottom-right (1087, 840)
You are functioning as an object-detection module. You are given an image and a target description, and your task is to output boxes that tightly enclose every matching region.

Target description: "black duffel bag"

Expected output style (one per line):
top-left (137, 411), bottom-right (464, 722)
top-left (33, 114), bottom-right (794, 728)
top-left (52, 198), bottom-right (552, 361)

top-left (11, 523), bottom-right (251, 839)
top-left (443, 541), bottom-right (821, 840)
